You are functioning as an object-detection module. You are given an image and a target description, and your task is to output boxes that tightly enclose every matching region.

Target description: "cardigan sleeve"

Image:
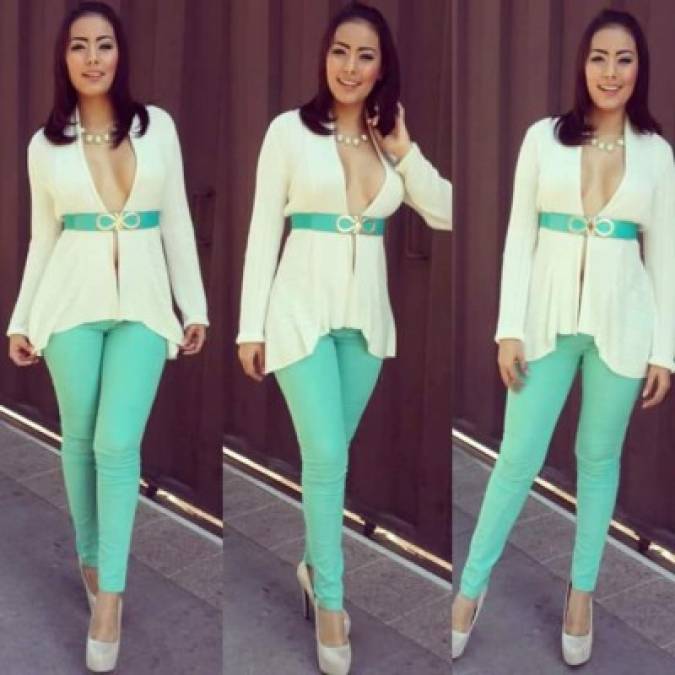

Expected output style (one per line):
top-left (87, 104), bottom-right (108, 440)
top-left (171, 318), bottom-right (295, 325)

top-left (494, 122), bottom-right (541, 342)
top-left (6, 135), bottom-right (61, 337)
top-left (236, 115), bottom-right (291, 344)
top-left (395, 143), bottom-right (452, 230)
top-left (644, 141), bottom-right (675, 371)
top-left (159, 111), bottom-right (209, 329)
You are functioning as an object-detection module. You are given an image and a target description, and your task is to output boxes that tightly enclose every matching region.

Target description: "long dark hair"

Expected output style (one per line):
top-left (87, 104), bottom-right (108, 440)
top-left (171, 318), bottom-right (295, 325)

top-left (300, 1), bottom-right (400, 136)
top-left (44, 1), bottom-right (148, 147)
top-left (555, 8), bottom-right (661, 145)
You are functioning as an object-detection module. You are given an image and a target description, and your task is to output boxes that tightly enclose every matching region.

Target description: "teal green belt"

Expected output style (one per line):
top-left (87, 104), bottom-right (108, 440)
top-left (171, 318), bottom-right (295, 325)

top-left (539, 211), bottom-right (638, 240)
top-left (291, 212), bottom-right (386, 236)
top-left (62, 210), bottom-right (160, 232)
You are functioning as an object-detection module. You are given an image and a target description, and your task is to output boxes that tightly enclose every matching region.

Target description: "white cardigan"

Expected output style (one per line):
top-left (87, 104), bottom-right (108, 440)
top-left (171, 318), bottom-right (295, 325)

top-left (6, 105), bottom-right (209, 359)
top-left (496, 117), bottom-right (675, 377)
top-left (236, 109), bottom-right (452, 373)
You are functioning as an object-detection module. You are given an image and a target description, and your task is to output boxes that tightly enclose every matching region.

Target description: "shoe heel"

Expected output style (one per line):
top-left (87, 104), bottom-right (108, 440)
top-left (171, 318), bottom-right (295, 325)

top-left (79, 561), bottom-right (96, 615)
top-left (302, 589), bottom-right (312, 620)
top-left (297, 561), bottom-right (351, 636)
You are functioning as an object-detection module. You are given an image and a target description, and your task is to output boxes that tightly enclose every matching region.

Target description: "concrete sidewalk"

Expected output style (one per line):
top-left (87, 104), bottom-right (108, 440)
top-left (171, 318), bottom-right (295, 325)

top-left (0, 420), bottom-right (222, 675)
top-left (222, 461), bottom-right (451, 674)
top-left (453, 444), bottom-right (675, 675)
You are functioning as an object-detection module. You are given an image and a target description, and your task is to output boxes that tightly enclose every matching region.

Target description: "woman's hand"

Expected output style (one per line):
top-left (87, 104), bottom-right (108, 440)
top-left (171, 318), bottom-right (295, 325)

top-left (8, 334), bottom-right (40, 367)
top-left (369, 102), bottom-right (412, 163)
top-left (181, 324), bottom-right (207, 356)
top-left (498, 338), bottom-right (528, 390)
top-left (641, 365), bottom-right (671, 409)
top-left (238, 342), bottom-right (265, 382)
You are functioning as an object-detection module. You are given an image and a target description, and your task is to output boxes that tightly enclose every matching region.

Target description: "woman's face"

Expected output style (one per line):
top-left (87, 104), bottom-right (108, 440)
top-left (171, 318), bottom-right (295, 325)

top-left (585, 25), bottom-right (638, 115)
top-left (325, 20), bottom-right (382, 109)
top-left (65, 14), bottom-right (119, 99)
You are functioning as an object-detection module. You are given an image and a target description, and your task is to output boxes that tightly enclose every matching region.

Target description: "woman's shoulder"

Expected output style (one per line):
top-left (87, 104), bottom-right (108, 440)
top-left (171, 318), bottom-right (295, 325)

top-left (637, 129), bottom-right (674, 165)
top-left (267, 108), bottom-right (302, 134)
top-left (258, 109), bottom-right (304, 155)
top-left (144, 104), bottom-right (175, 132)
top-left (142, 105), bottom-right (185, 155)
top-left (27, 128), bottom-right (51, 159)
top-left (524, 116), bottom-right (558, 140)
top-left (512, 117), bottom-right (557, 158)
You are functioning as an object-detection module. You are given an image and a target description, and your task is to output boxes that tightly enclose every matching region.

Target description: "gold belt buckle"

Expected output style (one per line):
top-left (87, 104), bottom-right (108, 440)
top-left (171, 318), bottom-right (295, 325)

top-left (566, 215), bottom-right (615, 238)
top-left (337, 214), bottom-right (359, 234)
top-left (336, 214), bottom-right (376, 235)
top-left (593, 217), bottom-right (615, 237)
top-left (567, 215), bottom-right (590, 236)
top-left (95, 211), bottom-right (141, 231)
top-left (360, 217), bottom-right (376, 234)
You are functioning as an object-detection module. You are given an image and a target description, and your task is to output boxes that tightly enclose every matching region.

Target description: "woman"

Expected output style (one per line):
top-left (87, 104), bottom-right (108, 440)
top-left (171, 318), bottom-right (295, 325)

top-left (236, 2), bottom-right (451, 673)
top-left (6, 2), bottom-right (208, 671)
top-left (452, 8), bottom-right (674, 666)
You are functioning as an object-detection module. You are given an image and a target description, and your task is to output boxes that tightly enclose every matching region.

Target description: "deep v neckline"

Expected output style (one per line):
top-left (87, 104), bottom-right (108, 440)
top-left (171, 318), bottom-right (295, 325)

top-left (331, 122), bottom-right (389, 217)
top-left (75, 107), bottom-right (139, 214)
top-left (576, 118), bottom-right (629, 218)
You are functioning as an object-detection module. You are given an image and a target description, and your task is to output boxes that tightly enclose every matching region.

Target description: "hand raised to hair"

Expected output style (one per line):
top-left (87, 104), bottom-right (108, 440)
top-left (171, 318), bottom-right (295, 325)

top-left (368, 102), bottom-right (412, 163)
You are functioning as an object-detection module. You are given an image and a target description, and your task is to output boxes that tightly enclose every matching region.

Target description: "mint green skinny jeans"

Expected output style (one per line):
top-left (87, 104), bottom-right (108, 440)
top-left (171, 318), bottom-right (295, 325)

top-left (44, 320), bottom-right (166, 592)
top-left (275, 329), bottom-right (383, 611)
top-left (460, 334), bottom-right (642, 599)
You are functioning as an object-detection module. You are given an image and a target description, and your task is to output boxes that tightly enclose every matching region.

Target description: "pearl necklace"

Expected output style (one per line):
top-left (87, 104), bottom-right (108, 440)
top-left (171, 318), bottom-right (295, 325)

top-left (78, 125), bottom-right (115, 145)
top-left (335, 130), bottom-right (369, 147)
top-left (590, 135), bottom-right (624, 152)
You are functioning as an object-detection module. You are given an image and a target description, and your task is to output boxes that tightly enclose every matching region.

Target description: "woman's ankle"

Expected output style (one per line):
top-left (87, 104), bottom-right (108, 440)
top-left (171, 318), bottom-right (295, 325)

top-left (456, 590), bottom-right (479, 605)
top-left (317, 607), bottom-right (347, 645)
top-left (95, 590), bottom-right (122, 606)
top-left (81, 565), bottom-right (99, 592)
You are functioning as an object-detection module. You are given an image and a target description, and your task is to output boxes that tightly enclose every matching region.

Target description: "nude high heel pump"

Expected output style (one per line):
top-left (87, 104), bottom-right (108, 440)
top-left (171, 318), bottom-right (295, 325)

top-left (313, 597), bottom-right (351, 675)
top-left (561, 583), bottom-right (593, 666)
top-left (86, 597), bottom-right (123, 672)
top-left (296, 561), bottom-right (351, 636)
top-left (451, 589), bottom-right (487, 659)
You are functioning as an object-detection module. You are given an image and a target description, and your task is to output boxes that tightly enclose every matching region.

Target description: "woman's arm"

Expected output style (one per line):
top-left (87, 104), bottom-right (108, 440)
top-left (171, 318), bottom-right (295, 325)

top-left (372, 104), bottom-right (451, 230)
top-left (159, 112), bottom-right (209, 329)
top-left (643, 142), bottom-right (675, 372)
top-left (236, 115), bottom-right (291, 344)
top-left (396, 143), bottom-right (452, 230)
top-left (6, 136), bottom-right (61, 337)
top-left (494, 123), bottom-right (541, 343)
